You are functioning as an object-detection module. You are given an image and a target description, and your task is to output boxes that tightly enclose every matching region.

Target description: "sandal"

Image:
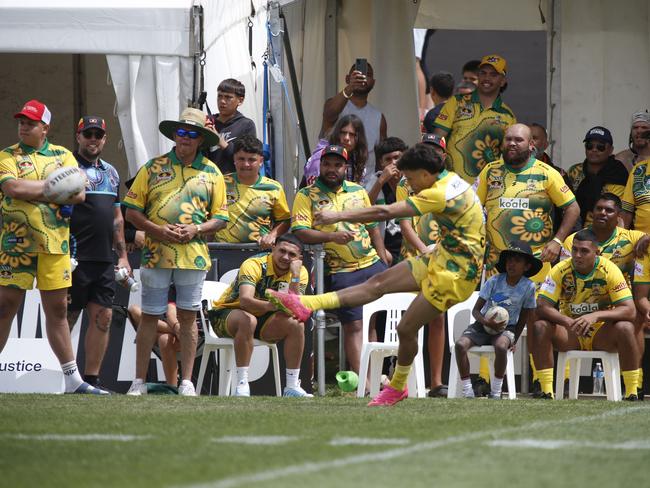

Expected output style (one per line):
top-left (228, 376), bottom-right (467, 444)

top-left (427, 384), bottom-right (448, 398)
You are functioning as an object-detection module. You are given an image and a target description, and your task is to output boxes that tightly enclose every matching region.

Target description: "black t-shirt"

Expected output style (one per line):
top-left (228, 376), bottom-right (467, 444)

top-left (422, 104), bottom-right (443, 134)
top-left (69, 153), bottom-right (120, 262)
top-left (206, 111), bottom-right (257, 174)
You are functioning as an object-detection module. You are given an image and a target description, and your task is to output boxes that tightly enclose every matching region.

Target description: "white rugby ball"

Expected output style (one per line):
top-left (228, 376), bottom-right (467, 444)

top-left (484, 306), bottom-right (509, 335)
top-left (43, 166), bottom-right (86, 203)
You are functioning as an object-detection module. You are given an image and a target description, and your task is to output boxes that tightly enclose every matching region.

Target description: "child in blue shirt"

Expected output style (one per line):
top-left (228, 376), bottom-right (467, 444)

top-left (455, 240), bottom-right (542, 399)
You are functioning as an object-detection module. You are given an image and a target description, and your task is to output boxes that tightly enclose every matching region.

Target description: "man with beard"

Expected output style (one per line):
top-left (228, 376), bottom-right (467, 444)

top-left (567, 126), bottom-right (628, 227)
top-left (616, 110), bottom-right (650, 171)
top-left (321, 62), bottom-right (387, 176)
top-left (291, 145), bottom-right (390, 374)
top-left (622, 124), bottom-right (650, 232)
top-left (476, 124), bottom-right (579, 391)
top-left (433, 54), bottom-right (516, 183)
top-left (67, 116), bottom-right (130, 390)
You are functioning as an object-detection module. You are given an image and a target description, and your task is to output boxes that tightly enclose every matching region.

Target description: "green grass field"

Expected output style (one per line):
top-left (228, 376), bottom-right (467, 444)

top-left (1, 395), bottom-right (649, 488)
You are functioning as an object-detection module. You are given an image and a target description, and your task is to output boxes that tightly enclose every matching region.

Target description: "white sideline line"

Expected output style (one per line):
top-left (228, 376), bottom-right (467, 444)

top-left (212, 436), bottom-right (298, 445)
top-left (329, 437), bottom-right (410, 446)
top-left (179, 406), bottom-right (649, 488)
top-left (488, 439), bottom-right (650, 450)
top-left (2, 434), bottom-right (151, 442)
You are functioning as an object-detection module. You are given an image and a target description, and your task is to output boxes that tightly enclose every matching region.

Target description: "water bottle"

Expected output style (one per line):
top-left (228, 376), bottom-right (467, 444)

top-left (115, 267), bottom-right (139, 293)
top-left (592, 362), bottom-right (604, 395)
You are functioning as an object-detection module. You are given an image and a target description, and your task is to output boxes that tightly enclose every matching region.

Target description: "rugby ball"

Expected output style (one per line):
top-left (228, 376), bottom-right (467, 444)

top-left (484, 306), bottom-right (509, 335)
top-left (43, 167), bottom-right (86, 203)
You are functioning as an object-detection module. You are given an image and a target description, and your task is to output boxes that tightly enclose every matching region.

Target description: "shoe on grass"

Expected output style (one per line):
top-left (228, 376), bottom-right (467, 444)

top-left (283, 381), bottom-right (314, 397)
top-left (235, 382), bottom-right (250, 397)
top-left (473, 377), bottom-right (490, 397)
top-left (69, 382), bottom-right (110, 395)
top-left (538, 391), bottom-right (553, 400)
top-left (126, 380), bottom-right (147, 396)
top-left (488, 392), bottom-right (501, 399)
top-left (530, 379), bottom-right (542, 398)
top-left (178, 380), bottom-right (196, 397)
top-left (367, 385), bottom-right (408, 407)
top-left (427, 384), bottom-right (448, 398)
top-left (624, 394), bottom-right (638, 402)
top-left (265, 289), bottom-right (312, 322)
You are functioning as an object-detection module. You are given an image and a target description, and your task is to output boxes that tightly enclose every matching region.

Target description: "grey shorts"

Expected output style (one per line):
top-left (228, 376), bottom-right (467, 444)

top-left (461, 322), bottom-right (515, 347)
top-left (140, 268), bottom-right (207, 315)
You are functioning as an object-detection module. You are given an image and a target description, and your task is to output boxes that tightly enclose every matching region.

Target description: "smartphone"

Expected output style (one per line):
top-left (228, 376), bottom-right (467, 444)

top-left (355, 58), bottom-right (368, 76)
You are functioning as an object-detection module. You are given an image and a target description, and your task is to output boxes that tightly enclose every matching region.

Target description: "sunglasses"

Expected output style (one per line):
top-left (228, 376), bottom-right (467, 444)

top-left (81, 130), bottom-right (104, 139)
top-left (585, 141), bottom-right (607, 152)
top-left (175, 128), bottom-right (200, 139)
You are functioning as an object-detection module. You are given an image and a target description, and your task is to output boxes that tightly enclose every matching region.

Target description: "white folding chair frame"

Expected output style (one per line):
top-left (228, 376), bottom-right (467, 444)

top-left (555, 350), bottom-right (621, 401)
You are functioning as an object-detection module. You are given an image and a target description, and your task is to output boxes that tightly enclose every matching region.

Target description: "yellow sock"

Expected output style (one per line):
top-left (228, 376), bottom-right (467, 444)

top-left (389, 363), bottom-right (411, 391)
top-left (299, 292), bottom-right (341, 311)
top-left (479, 356), bottom-right (490, 383)
top-left (530, 353), bottom-right (538, 382)
top-left (639, 368), bottom-right (644, 389)
top-left (622, 369), bottom-right (640, 398)
top-left (564, 362), bottom-right (570, 381)
top-left (538, 368), bottom-right (554, 397)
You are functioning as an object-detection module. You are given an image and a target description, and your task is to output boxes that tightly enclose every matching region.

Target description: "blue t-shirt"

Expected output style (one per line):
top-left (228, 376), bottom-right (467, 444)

top-left (479, 273), bottom-right (536, 326)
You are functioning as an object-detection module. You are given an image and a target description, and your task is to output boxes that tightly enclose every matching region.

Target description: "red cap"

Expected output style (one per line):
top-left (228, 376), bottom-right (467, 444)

top-left (14, 99), bottom-right (51, 124)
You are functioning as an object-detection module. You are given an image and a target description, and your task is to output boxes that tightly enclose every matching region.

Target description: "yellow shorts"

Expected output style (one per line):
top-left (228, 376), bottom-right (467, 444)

top-left (0, 252), bottom-right (72, 291)
top-left (406, 253), bottom-right (478, 312)
top-left (577, 321), bottom-right (606, 351)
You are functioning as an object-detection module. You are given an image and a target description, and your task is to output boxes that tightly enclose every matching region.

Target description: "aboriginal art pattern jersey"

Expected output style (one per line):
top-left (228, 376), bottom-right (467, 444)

top-left (0, 140), bottom-right (77, 255)
top-left (433, 91), bottom-right (516, 183)
top-left (476, 157), bottom-right (575, 277)
top-left (396, 178), bottom-right (440, 259)
top-left (291, 179), bottom-right (379, 275)
top-left (406, 170), bottom-right (486, 282)
top-left (539, 257), bottom-right (632, 319)
top-left (622, 158), bottom-right (650, 233)
top-left (122, 150), bottom-right (228, 270)
top-left (211, 253), bottom-right (308, 315)
top-left (215, 174), bottom-right (290, 243)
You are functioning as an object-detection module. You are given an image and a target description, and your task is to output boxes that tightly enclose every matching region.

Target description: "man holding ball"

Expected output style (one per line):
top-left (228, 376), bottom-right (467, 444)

top-left (0, 99), bottom-right (108, 394)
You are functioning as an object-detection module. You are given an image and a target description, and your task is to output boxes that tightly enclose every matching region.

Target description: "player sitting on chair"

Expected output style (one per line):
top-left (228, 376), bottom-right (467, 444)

top-left (533, 229), bottom-right (640, 400)
top-left (455, 240), bottom-right (540, 399)
top-left (207, 233), bottom-right (313, 397)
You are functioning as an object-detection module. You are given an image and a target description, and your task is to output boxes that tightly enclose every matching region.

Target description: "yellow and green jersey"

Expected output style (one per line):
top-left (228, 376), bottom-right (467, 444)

top-left (0, 140), bottom-right (77, 255)
top-left (291, 179), bottom-right (379, 275)
top-left (622, 158), bottom-right (650, 233)
top-left (406, 170), bottom-right (485, 282)
top-left (566, 163), bottom-right (625, 226)
top-left (633, 252), bottom-right (650, 285)
top-left (122, 150), bottom-right (228, 270)
top-left (211, 253), bottom-right (308, 315)
top-left (215, 173), bottom-right (290, 243)
top-left (476, 157), bottom-right (575, 280)
top-left (539, 257), bottom-right (632, 319)
top-left (433, 91), bottom-right (516, 183)
top-left (395, 178), bottom-right (440, 260)
top-left (562, 227), bottom-right (645, 285)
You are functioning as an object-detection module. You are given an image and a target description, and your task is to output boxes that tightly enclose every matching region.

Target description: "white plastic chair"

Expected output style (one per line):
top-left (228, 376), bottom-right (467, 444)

top-left (555, 350), bottom-right (621, 401)
top-left (447, 292), bottom-right (517, 399)
top-left (196, 280), bottom-right (282, 396)
top-left (357, 293), bottom-right (426, 398)
top-left (219, 268), bottom-right (239, 285)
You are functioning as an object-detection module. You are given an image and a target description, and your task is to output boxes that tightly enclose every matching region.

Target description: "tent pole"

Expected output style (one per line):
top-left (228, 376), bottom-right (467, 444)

top-left (191, 5), bottom-right (204, 106)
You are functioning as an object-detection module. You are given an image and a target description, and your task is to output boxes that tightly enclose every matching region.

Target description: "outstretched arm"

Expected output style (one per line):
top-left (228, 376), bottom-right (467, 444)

top-left (315, 201), bottom-right (417, 226)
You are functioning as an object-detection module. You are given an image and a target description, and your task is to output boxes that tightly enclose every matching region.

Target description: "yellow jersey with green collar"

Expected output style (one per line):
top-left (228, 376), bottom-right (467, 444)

top-left (291, 179), bottom-right (379, 275)
top-left (622, 158), bottom-right (650, 232)
top-left (211, 253), bottom-right (309, 315)
top-left (406, 170), bottom-right (485, 282)
top-left (395, 178), bottom-right (440, 259)
top-left (562, 227), bottom-right (645, 285)
top-left (122, 150), bottom-right (228, 270)
top-left (476, 157), bottom-right (575, 278)
top-left (216, 173), bottom-right (290, 243)
top-left (0, 140), bottom-right (77, 255)
top-left (566, 163), bottom-right (625, 226)
top-left (433, 91), bottom-right (516, 183)
top-left (539, 257), bottom-right (632, 318)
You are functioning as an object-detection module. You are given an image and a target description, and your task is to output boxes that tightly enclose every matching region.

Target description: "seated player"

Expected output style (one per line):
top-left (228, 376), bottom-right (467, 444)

top-left (455, 241), bottom-right (539, 399)
top-left (215, 135), bottom-right (290, 249)
top-left (267, 143), bottom-right (486, 407)
top-left (208, 233), bottom-right (312, 397)
top-left (533, 229), bottom-right (640, 400)
top-left (631, 250), bottom-right (650, 399)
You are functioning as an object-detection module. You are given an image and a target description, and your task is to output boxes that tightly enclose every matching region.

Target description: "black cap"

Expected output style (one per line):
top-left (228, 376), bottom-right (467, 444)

top-left (77, 116), bottom-right (106, 133)
top-left (583, 126), bottom-right (613, 145)
top-left (496, 240), bottom-right (544, 277)
top-left (421, 133), bottom-right (446, 151)
top-left (320, 144), bottom-right (348, 161)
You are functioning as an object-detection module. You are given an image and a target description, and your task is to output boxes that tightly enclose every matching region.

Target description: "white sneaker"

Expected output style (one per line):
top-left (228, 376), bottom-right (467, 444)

top-left (283, 380), bottom-right (314, 398)
top-left (127, 380), bottom-right (147, 396)
top-left (178, 380), bottom-right (197, 397)
top-left (235, 382), bottom-right (250, 397)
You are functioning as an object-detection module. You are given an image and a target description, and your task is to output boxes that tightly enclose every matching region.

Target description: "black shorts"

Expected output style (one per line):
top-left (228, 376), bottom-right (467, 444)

top-left (68, 261), bottom-right (115, 310)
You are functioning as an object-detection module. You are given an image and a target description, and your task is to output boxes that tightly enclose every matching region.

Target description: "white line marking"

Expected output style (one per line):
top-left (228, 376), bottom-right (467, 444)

top-left (488, 439), bottom-right (650, 450)
top-left (329, 437), bottom-right (410, 446)
top-left (212, 436), bottom-right (298, 445)
top-left (3, 434), bottom-right (152, 442)
top-left (179, 406), bottom-right (649, 488)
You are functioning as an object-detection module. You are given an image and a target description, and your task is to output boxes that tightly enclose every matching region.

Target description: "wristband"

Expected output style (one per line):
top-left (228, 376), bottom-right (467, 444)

top-left (196, 224), bottom-right (202, 234)
top-left (291, 277), bottom-right (301, 283)
top-left (552, 237), bottom-right (563, 246)
top-left (342, 88), bottom-right (352, 99)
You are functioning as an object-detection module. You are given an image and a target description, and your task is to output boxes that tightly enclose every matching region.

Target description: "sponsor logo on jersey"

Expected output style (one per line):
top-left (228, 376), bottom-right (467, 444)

top-left (156, 171), bottom-right (173, 183)
top-left (569, 302), bottom-right (599, 315)
top-left (611, 281), bottom-right (628, 293)
top-left (560, 185), bottom-right (570, 193)
top-left (540, 276), bottom-right (556, 294)
top-left (499, 197), bottom-right (530, 209)
top-left (635, 261), bottom-right (644, 277)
